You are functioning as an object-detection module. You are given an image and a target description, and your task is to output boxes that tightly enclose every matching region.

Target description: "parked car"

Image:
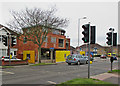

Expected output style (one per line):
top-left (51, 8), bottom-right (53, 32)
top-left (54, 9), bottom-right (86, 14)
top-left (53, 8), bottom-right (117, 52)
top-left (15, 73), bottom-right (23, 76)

top-left (100, 54), bottom-right (107, 59)
top-left (111, 54), bottom-right (117, 60)
top-left (66, 54), bottom-right (88, 65)
top-left (11, 57), bottom-right (21, 61)
top-left (0, 56), bottom-right (21, 61)
top-left (83, 56), bottom-right (94, 62)
top-left (113, 56), bottom-right (117, 60)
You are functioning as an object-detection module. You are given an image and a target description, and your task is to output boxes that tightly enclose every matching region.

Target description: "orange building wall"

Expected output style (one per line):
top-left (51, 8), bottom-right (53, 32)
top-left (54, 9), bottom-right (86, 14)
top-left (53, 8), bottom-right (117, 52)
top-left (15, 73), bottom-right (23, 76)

top-left (13, 32), bottom-right (70, 59)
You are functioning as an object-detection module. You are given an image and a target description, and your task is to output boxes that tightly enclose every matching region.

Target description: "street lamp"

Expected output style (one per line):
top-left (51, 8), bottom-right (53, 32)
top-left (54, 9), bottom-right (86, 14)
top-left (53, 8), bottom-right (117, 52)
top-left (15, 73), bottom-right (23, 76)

top-left (78, 17), bottom-right (87, 47)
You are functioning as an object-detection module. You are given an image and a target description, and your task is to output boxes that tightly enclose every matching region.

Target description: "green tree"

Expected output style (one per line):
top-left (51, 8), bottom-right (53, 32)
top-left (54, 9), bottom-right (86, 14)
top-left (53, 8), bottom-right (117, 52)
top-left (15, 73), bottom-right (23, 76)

top-left (7, 7), bottom-right (69, 63)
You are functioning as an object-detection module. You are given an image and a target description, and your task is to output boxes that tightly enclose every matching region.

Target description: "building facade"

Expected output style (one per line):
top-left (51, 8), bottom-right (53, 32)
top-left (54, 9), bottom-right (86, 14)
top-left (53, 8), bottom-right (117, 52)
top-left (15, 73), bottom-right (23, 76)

top-left (76, 43), bottom-right (118, 56)
top-left (16, 27), bottom-right (70, 61)
top-left (0, 24), bottom-right (17, 58)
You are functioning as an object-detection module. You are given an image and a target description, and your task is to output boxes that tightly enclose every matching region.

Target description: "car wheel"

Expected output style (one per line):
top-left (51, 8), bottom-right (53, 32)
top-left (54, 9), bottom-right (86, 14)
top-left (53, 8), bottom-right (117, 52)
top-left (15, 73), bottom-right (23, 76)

top-left (86, 60), bottom-right (88, 64)
top-left (77, 61), bottom-right (80, 65)
top-left (68, 63), bottom-right (71, 65)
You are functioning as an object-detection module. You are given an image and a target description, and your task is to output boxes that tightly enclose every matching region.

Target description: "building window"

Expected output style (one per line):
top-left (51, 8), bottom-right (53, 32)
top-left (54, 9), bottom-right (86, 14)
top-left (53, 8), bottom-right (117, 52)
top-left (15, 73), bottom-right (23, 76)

top-left (52, 29), bottom-right (60, 35)
top-left (27, 54), bottom-right (30, 60)
top-left (42, 36), bottom-right (47, 42)
top-left (66, 40), bottom-right (69, 49)
top-left (0, 35), bottom-right (2, 42)
top-left (58, 39), bottom-right (64, 47)
top-left (14, 51), bottom-right (16, 56)
top-left (1, 49), bottom-right (7, 56)
top-left (23, 37), bottom-right (27, 43)
top-left (11, 37), bottom-right (17, 45)
top-left (51, 37), bottom-right (56, 43)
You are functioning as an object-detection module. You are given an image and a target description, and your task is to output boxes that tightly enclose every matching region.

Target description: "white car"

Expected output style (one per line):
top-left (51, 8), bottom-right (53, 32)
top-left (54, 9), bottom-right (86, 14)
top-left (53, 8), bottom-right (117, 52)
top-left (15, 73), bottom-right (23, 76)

top-left (1, 56), bottom-right (21, 61)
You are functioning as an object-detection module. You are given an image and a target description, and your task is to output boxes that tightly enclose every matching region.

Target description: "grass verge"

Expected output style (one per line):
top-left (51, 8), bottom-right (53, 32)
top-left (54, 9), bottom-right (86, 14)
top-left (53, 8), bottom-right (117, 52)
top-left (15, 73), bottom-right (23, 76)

top-left (2, 66), bottom-right (14, 68)
top-left (30, 63), bottom-right (56, 66)
top-left (108, 70), bottom-right (120, 74)
top-left (56, 78), bottom-right (118, 86)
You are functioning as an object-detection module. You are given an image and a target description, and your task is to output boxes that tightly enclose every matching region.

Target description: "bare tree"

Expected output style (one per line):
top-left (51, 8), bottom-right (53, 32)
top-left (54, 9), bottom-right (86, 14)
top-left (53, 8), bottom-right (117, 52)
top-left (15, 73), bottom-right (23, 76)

top-left (7, 7), bottom-right (69, 63)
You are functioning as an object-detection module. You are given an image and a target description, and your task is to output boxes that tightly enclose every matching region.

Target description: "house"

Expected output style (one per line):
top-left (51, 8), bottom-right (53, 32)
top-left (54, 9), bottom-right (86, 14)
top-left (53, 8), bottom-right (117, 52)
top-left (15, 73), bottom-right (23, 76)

top-left (0, 24), bottom-right (17, 57)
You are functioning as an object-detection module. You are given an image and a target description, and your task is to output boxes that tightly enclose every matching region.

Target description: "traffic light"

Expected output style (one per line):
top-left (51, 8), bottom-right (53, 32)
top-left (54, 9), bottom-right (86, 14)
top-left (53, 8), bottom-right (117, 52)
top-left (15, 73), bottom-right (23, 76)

top-left (2, 35), bottom-right (8, 46)
top-left (113, 33), bottom-right (117, 46)
top-left (82, 24), bottom-right (90, 43)
top-left (11, 37), bottom-right (16, 46)
top-left (91, 26), bottom-right (96, 44)
top-left (106, 32), bottom-right (112, 45)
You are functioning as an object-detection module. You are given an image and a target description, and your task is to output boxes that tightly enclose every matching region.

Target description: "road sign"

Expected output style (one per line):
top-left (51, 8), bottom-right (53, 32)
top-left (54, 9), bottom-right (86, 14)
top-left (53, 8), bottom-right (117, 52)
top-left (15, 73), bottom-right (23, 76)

top-left (50, 47), bottom-right (54, 50)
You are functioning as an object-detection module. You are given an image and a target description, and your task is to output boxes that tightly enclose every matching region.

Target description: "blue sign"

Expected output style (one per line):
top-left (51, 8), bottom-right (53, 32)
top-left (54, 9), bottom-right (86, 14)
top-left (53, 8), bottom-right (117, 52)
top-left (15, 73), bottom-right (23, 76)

top-left (50, 47), bottom-right (54, 50)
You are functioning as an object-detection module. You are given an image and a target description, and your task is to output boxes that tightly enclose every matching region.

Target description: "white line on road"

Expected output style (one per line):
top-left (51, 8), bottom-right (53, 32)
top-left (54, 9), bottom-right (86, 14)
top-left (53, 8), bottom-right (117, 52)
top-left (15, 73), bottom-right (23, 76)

top-left (0, 71), bottom-right (14, 74)
top-left (47, 81), bottom-right (56, 84)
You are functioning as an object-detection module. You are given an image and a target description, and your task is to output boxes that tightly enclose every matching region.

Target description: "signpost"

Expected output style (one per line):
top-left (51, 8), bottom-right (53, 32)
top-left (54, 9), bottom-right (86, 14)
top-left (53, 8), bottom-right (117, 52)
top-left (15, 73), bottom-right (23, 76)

top-left (50, 47), bottom-right (54, 63)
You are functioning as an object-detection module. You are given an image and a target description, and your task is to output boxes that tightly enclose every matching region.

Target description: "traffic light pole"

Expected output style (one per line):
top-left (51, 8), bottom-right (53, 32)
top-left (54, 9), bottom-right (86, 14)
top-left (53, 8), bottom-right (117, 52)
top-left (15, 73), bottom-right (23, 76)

top-left (8, 33), bottom-right (11, 66)
top-left (88, 22), bottom-right (91, 78)
top-left (111, 29), bottom-right (114, 72)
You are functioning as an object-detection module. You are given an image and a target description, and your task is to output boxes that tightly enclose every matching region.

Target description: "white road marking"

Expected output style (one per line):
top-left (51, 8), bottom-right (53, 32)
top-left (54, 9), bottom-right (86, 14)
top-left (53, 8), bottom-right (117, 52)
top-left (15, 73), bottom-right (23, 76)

top-left (0, 71), bottom-right (14, 75)
top-left (47, 81), bottom-right (56, 84)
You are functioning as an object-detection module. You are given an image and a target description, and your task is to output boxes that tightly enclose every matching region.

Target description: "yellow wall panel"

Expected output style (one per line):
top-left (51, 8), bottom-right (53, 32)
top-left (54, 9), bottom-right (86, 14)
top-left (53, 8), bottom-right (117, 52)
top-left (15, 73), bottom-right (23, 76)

top-left (23, 50), bottom-right (35, 64)
top-left (80, 51), bottom-right (85, 56)
top-left (56, 51), bottom-right (70, 63)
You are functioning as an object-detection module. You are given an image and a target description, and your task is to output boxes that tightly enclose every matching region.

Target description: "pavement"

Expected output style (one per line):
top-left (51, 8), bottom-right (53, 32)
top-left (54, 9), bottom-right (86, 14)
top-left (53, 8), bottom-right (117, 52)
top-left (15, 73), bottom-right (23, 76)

top-left (91, 57), bottom-right (119, 85)
top-left (91, 71), bottom-right (120, 85)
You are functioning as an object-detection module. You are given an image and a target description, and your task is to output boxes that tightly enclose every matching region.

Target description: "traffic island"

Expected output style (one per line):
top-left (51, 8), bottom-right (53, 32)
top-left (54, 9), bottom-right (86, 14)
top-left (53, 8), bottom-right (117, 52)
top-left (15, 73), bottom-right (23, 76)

top-left (56, 78), bottom-right (118, 86)
top-left (108, 70), bottom-right (120, 74)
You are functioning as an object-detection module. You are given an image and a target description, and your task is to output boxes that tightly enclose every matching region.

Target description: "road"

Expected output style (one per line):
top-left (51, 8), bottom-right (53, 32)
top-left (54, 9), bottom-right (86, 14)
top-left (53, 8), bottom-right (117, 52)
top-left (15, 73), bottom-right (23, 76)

top-left (2, 57), bottom-right (118, 85)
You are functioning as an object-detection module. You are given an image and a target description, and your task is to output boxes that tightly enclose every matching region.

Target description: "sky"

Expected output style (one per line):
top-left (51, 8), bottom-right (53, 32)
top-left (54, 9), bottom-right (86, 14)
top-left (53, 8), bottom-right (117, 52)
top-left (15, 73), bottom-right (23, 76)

top-left (0, 0), bottom-right (119, 47)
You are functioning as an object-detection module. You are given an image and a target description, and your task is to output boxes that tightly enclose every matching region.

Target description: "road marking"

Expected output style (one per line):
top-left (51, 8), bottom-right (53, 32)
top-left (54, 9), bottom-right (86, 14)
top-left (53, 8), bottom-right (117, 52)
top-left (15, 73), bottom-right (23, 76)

top-left (0, 71), bottom-right (14, 75)
top-left (47, 81), bottom-right (56, 84)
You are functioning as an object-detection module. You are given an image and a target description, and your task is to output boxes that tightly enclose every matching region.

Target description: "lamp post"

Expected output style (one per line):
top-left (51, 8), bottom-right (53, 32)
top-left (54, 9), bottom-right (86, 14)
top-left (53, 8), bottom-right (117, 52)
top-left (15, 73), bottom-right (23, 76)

top-left (78, 17), bottom-right (87, 47)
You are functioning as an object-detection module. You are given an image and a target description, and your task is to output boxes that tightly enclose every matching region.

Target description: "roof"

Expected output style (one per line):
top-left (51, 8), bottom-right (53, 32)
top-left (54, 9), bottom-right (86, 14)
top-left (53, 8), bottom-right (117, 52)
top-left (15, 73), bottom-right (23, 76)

top-left (0, 24), bottom-right (18, 35)
top-left (78, 43), bottom-right (103, 48)
top-left (22, 25), bottom-right (66, 32)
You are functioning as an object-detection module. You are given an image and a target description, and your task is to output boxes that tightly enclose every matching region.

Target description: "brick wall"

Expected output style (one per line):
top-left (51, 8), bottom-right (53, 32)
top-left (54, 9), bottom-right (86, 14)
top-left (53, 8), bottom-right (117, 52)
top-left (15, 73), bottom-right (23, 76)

top-left (14, 31), bottom-right (70, 60)
top-left (2, 60), bottom-right (28, 66)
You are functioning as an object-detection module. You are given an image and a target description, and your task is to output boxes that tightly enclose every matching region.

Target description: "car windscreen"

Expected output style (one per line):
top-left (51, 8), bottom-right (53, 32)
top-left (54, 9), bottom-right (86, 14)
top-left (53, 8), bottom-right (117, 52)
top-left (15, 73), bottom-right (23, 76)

top-left (67, 55), bottom-right (78, 58)
top-left (67, 55), bottom-right (72, 58)
top-left (83, 56), bottom-right (88, 58)
top-left (72, 55), bottom-right (78, 58)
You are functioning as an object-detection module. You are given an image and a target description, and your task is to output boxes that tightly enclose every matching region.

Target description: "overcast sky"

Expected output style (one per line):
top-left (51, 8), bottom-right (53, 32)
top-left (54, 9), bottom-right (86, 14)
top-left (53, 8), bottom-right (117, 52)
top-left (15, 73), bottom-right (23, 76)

top-left (0, 0), bottom-right (119, 47)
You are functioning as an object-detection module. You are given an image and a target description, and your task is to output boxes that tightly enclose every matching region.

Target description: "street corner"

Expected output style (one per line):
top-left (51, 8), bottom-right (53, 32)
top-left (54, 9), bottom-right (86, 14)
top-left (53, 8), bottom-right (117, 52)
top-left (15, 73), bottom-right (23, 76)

top-left (91, 72), bottom-right (119, 84)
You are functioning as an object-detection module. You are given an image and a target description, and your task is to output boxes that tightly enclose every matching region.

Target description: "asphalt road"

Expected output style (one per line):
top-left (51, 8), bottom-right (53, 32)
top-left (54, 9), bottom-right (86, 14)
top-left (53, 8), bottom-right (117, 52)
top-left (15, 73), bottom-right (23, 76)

top-left (2, 57), bottom-right (118, 85)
